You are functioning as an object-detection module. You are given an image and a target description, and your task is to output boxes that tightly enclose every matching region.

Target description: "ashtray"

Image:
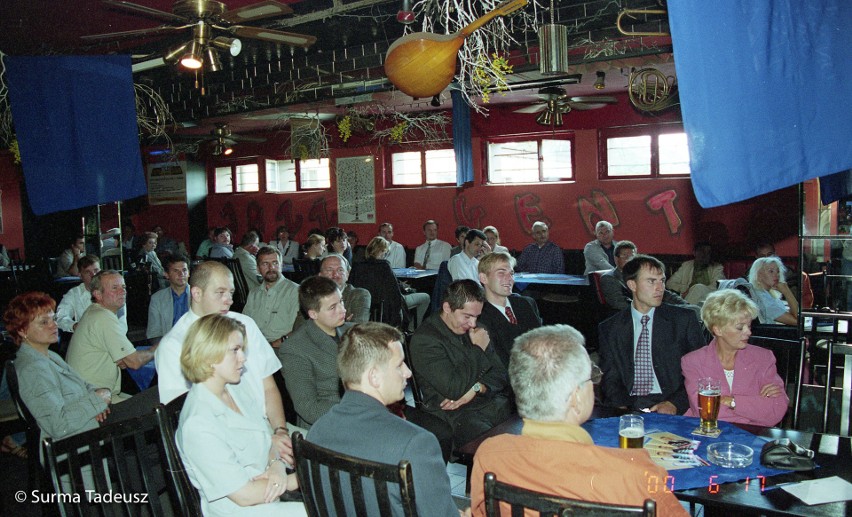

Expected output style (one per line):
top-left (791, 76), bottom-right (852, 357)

top-left (707, 442), bottom-right (754, 468)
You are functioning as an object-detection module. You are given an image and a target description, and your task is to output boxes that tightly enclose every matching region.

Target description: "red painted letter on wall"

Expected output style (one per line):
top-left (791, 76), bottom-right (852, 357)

top-left (577, 190), bottom-right (619, 235)
top-left (514, 193), bottom-right (551, 235)
top-left (453, 195), bottom-right (485, 229)
top-left (646, 189), bottom-right (682, 235)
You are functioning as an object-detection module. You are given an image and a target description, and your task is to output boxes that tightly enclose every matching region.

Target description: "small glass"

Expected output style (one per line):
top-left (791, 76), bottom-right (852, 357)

top-left (619, 414), bottom-right (644, 449)
top-left (698, 377), bottom-right (722, 433)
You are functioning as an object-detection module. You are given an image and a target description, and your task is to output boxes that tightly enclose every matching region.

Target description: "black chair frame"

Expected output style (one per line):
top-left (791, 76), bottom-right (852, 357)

top-left (154, 395), bottom-right (203, 516)
top-left (5, 360), bottom-right (45, 491)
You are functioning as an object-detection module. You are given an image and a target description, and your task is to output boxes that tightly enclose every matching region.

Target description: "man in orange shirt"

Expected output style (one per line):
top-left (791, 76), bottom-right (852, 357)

top-left (471, 324), bottom-right (687, 516)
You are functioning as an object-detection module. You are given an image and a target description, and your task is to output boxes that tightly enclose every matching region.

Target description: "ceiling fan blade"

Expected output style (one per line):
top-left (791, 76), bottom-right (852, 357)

top-left (81, 25), bottom-right (189, 41)
top-left (229, 135), bottom-right (266, 143)
top-left (569, 96), bottom-right (618, 104)
top-left (514, 104), bottom-right (548, 114)
top-left (227, 25), bottom-right (316, 48)
top-left (103, 0), bottom-right (189, 23)
top-left (219, 1), bottom-right (293, 24)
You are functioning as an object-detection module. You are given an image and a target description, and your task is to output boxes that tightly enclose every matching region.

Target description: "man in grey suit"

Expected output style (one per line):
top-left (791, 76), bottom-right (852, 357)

top-left (234, 230), bottom-right (262, 291)
top-left (599, 255), bottom-right (706, 414)
top-left (146, 253), bottom-right (190, 345)
top-left (307, 322), bottom-right (465, 517)
top-left (279, 276), bottom-right (353, 429)
top-left (319, 253), bottom-right (371, 323)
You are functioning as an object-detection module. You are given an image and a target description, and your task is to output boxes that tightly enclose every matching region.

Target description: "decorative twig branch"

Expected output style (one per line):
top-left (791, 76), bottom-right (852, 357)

top-left (289, 118), bottom-right (330, 160)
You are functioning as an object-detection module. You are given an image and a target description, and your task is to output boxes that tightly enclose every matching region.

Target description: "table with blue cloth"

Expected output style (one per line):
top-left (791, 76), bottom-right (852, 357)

top-left (513, 273), bottom-right (588, 291)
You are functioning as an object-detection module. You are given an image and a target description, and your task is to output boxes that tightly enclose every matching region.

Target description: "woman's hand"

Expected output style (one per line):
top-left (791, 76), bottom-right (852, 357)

top-left (253, 460), bottom-right (288, 503)
top-left (95, 408), bottom-right (110, 423)
top-left (94, 388), bottom-right (112, 405)
top-left (760, 383), bottom-right (783, 398)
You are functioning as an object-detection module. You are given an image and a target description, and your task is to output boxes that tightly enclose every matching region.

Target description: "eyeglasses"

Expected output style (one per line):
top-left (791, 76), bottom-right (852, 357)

top-left (586, 364), bottom-right (603, 385)
top-left (321, 268), bottom-right (346, 275)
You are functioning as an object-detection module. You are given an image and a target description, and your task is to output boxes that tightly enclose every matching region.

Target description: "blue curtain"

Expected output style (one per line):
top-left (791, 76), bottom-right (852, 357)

top-left (667, 1), bottom-right (852, 208)
top-left (6, 55), bottom-right (147, 215)
top-left (452, 88), bottom-right (474, 186)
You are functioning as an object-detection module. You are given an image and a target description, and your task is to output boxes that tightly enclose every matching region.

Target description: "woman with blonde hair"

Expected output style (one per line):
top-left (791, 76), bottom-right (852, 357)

top-left (748, 256), bottom-right (798, 325)
top-left (483, 226), bottom-right (509, 254)
top-left (177, 314), bottom-right (304, 516)
top-left (302, 234), bottom-right (326, 260)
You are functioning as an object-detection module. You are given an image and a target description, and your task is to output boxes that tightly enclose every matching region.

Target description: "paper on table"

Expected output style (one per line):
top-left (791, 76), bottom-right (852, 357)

top-left (782, 476), bottom-right (852, 505)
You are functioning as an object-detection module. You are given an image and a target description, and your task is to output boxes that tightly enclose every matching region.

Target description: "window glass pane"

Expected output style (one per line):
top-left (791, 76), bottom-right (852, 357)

top-left (266, 159), bottom-right (297, 192)
top-left (391, 152), bottom-right (423, 185)
top-left (541, 139), bottom-right (572, 180)
top-left (424, 149), bottom-right (457, 184)
top-left (235, 163), bottom-right (259, 192)
top-left (488, 141), bottom-right (539, 183)
top-left (607, 135), bottom-right (651, 176)
top-left (300, 158), bottom-right (330, 189)
top-left (214, 166), bottom-right (232, 193)
top-left (659, 132), bottom-right (691, 175)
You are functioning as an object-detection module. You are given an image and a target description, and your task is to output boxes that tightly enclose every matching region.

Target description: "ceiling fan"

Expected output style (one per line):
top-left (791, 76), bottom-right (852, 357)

top-left (82, 0), bottom-right (317, 72)
top-left (174, 123), bottom-right (266, 155)
top-left (515, 87), bottom-right (618, 126)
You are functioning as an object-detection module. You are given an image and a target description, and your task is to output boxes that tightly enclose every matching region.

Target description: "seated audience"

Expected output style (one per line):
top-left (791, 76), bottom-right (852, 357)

top-left (471, 324), bottom-right (687, 517)
top-left (450, 225), bottom-right (470, 257)
top-left (121, 222), bottom-right (139, 261)
top-left (234, 231), bottom-right (262, 290)
top-left (279, 276), bottom-right (353, 429)
top-left (146, 254), bottom-right (191, 345)
top-left (137, 231), bottom-right (167, 290)
top-left (483, 225), bottom-right (509, 254)
top-left (476, 252), bottom-right (542, 368)
top-left (583, 220), bottom-right (617, 274)
top-left (0, 243), bottom-right (10, 267)
top-left (516, 221), bottom-right (564, 274)
top-left (269, 225), bottom-right (300, 265)
top-left (3, 292), bottom-right (111, 441)
top-left (748, 256), bottom-right (799, 325)
top-left (177, 314), bottom-right (304, 516)
top-left (378, 223), bottom-right (407, 268)
top-left (413, 220), bottom-right (451, 270)
top-left (152, 225), bottom-right (179, 258)
top-left (56, 255), bottom-right (128, 334)
top-left (307, 322), bottom-right (464, 517)
top-left (599, 255), bottom-right (705, 414)
top-left (682, 289), bottom-right (789, 427)
top-left (195, 227), bottom-right (215, 259)
top-left (755, 242), bottom-right (813, 309)
top-left (56, 233), bottom-right (85, 277)
top-left (319, 254), bottom-right (370, 323)
top-left (243, 246), bottom-right (301, 348)
top-left (347, 230), bottom-right (365, 263)
top-left (66, 271), bottom-right (157, 403)
top-left (666, 241), bottom-right (725, 305)
top-left (448, 229), bottom-right (487, 281)
top-left (303, 233), bottom-right (326, 261)
top-left (208, 227), bottom-right (234, 259)
top-left (409, 280), bottom-right (511, 446)
top-left (324, 227), bottom-right (352, 265)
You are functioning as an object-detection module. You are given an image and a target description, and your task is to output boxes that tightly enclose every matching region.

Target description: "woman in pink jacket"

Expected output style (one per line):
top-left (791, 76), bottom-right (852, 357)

top-left (681, 289), bottom-right (789, 427)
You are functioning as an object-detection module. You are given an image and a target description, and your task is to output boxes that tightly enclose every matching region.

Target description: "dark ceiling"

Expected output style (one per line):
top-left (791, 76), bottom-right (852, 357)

top-left (0, 0), bottom-right (676, 137)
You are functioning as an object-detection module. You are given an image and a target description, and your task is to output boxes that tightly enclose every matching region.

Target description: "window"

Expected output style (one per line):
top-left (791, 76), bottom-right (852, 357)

top-left (389, 149), bottom-right (456, 186)
top-left (214, 166), bottom-right (233, 193)
top-left (486, 137), bottom-right (573, 183)
top-left (602, 127), bottom-right (690, 178)
top-left (235, 163), bottom-right (259, 192)
top-left (266, 158), bottom-right (330, 192)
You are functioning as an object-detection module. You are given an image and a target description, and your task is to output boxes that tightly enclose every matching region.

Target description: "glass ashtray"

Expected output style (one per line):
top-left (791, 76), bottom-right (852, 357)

top-left (707, 442), bottom-right (754, 468)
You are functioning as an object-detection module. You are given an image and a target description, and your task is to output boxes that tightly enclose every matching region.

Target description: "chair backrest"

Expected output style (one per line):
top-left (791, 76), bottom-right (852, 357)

top-left (5, 360), bottom-right (43, 490)
top-left (215, 257), bottom-right (248, 311)
top-left (154, 396), bottom-right (202, 516)
top-left (484, 472), bottom-right (656, 517)
top-left (101, 254), bottom-right (123, 271)
top-left (430, 261), bottom-right (452, 313)
top-left (43, 407), bottom-right (186, 517)
top-left (748, 335), bottom-right (806, 428)
top-left (401, 335), bottom-right (424, 408)
top-left (293, 258), bottom-right (321, 280)
top-left (350, 260), bottom-right (409, 329)
top-left (292, 432), bottom-right (418, 517)
top-left (587, 270), bottom-right (609, 307)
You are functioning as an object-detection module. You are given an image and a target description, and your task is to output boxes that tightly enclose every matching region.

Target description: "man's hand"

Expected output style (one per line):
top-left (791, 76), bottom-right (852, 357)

top-left (760, 383), bottom-right (783, 398)
top-left (271, 431), bottom-right (295, 466)
top-left (649, 401), bottom-right (677, 415)
top-left (95, 408), bottom-right (110, 423)
top-left (469, 327), bottom-right (489, 351)
top-left (413, 262), bottom-right (425, 270)
top-left (440, 388), bottom-right (476, 411)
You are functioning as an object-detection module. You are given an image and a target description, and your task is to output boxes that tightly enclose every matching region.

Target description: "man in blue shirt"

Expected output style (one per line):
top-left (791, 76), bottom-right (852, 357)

top-left (146, 253), bottom-right (190, 345)
top-left (516, 221), bottom-right (565, 274)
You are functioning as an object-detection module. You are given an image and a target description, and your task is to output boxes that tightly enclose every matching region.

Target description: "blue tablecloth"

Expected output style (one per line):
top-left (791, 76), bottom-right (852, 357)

top-left (582, 413), bottom-right (792, 491)
top-left (393, 268), bottom-right (438, 279)
top-left (126, 345), bottom-right (156, 391)
top-left (513, 273), bottom-right (588, 291)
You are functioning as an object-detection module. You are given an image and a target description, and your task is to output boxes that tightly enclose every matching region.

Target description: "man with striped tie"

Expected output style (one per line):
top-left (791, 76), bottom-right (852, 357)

top-left (475, 252), bottom-right (542, 369)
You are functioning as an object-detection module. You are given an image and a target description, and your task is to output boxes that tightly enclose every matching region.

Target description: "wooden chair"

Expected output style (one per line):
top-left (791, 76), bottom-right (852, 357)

top-left (429, 261), bottom-right (452, 313)
top-left (5, 360), bottom-right (45, 491)
top-left (292, 431), bottom-right (419, 517)
top-left (350, 259), bottom-right (412, 330)
top-left (484, 472), bottom-right (656, 517)
top-left (154, 396), bottom-right (202, 516)
top-left (748, 335), bottom-right (807, 428)
top-left (43, 408), bottom-right (186, 517)
top-left (213, 257), bottom-right (249, 312)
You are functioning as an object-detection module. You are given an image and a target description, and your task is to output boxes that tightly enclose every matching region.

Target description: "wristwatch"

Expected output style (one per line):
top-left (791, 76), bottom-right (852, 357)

top-left (472, 382), bottom-right (482, 394)
top-left (730, 397), bottom-right (736, 410)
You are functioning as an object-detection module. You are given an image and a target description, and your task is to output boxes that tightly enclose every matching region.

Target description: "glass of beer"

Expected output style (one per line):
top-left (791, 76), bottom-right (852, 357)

top-left (698, 377), bottom-right (722, 432)
top-left (618, 415), bottom-right (644, 449)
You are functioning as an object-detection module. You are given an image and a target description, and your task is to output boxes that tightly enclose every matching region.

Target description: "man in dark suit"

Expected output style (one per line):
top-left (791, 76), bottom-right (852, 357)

top-left (410, 280), bottom-right (511, 446)
top-left (307, 322), bottom-right (464, 517)
top-left (598, 254), bottom-right (706, 414)
top-left (476, 252), bottom-right (542, 368)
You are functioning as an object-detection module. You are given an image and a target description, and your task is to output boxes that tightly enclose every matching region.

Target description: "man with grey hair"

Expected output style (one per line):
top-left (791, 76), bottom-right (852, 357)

top-left (583, 220), bottom-right (618, 274)
top-left (516, 221), bottom-right (564, 274)
top-left (470, 325), bottom-right (687, 516)
top-left (319, 253), bottom-right (371, 323)
top-left (234, 230), bottom-right (262, 290)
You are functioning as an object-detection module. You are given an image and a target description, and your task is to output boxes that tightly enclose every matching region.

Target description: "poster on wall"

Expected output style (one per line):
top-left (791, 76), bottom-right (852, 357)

top-left (336, 156), bottom-right (376, 224)
top-left (147, 161), bottom-right (187, 205)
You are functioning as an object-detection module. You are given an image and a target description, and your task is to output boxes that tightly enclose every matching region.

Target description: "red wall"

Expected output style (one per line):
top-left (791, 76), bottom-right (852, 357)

top-left (0, 151), bottom-right (27, 258)
top-left (159, 93), bottom-right (799, 258)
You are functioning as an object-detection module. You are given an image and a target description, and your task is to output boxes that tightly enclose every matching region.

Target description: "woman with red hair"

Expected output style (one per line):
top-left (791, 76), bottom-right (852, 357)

top-left (3, 292), bottom-right (111, 444)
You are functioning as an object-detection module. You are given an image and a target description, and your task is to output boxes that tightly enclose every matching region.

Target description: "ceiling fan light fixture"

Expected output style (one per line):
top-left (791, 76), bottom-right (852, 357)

top-left (213, 143), bottom-right (224, 156)
top-left (205, 46), bottom-right (222, 72)
top-left (222, 146), bottom-right (234, 156)
top-left (594, 71), bottom-right (606, 90)
top-left (211, 36), bottom-right (242, 57)
top-left (164, 42), bottom-right (190, 64)
top-left (536, 110), bottom-right (553, 126)
top-left (180, 40), bottom-right (203, 69)
top-left (552, 111), bottom-right (564, 126)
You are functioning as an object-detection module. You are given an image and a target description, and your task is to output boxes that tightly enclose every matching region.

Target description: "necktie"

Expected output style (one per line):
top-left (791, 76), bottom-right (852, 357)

top-left (633, 314), bottom-right (653, 396)
top-left (423, 241), bottom-right (432, 269)
top-left (505, 305), bottom-right (517, 324)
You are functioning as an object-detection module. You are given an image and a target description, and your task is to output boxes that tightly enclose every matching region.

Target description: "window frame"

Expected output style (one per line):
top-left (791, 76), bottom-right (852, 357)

top-left (484, 132), bottom-right (576, 185)
top-left (599, 124), bottom-right (690, 179)
top-left (212, 158), bottom-right (260, 194)
top-left (386, 147), bottom-right (458, 188)
top-left (265, 157), bottom-right (332, 193)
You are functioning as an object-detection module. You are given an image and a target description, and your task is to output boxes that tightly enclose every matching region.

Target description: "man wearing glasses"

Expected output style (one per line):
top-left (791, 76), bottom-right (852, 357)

top-left (319, 254), bottom-right (371, 323)
top-left (470, 325), bottom-right (688, 517)
top-left (476, 252), bottom-right (542, 369)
